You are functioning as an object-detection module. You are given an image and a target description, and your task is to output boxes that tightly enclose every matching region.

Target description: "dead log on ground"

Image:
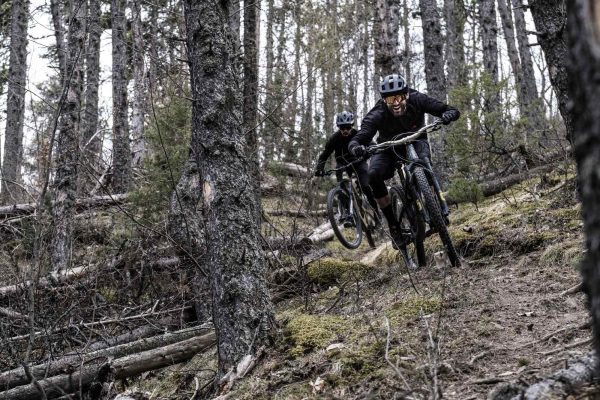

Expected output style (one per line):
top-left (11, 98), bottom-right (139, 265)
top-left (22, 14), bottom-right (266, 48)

top-left (264, 209), bottom-right (326, 218)
top-left (0, 330), bottom-right (216, 400)
top-left (270, 162), bottom-right (310, 178)
top-left (0, 326), bottom-right (214, 395)
top-left (446, 163), bottom-right (557, 205)
top-left (488, 352), bottom-right (597, 400)
top-left (0, 194), bottom-right (128, 219)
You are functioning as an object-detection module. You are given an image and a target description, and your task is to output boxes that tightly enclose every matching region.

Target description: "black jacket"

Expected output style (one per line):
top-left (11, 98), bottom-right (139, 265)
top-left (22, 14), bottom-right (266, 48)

top-left (316, 128), bottom-right (360, 171)
top-left (349, 89), bottom-right (459, 151)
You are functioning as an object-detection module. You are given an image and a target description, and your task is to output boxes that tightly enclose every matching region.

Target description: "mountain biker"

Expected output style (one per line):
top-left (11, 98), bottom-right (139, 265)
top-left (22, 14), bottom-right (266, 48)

top-left (348, 73), bottom-right (460, 249)
top-left (314, 111), bottom-right (379, 221)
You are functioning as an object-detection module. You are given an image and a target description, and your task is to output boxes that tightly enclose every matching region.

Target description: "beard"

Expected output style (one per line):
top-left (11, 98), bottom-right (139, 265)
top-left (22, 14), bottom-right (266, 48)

top-left (388, 101), bottom-right (408, 117)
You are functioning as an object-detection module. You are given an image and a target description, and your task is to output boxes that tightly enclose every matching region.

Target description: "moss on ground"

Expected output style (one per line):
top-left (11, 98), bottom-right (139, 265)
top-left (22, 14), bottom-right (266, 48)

top-left (306, 258), bottom-right (371, 286)
top-left (285, 313), bottom-right (350, 357)
top-left (386, 295), bottom-right (442, 323)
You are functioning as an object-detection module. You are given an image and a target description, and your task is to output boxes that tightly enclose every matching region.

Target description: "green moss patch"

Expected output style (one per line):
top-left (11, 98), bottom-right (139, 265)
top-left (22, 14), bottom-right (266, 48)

top-left (285, 314), bottom-right (349, 357)
top-left (386, 295), bottom-right (442, 323)
top-left (307, 258), bottom-right (371, 285)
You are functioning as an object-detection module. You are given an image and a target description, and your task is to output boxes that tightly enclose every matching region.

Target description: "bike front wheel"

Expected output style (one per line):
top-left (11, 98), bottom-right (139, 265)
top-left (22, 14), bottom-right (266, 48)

top-left (327, 186), bottom-right (363, 249)
top-left (414, 168), bottom-right (460, 267)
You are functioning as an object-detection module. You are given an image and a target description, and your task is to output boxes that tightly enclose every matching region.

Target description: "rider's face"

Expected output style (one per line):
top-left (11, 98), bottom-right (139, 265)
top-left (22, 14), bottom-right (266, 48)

top-left (385, 92), bottom-right (409, 117)
top-left (339, 125), bottom-right (352, 137)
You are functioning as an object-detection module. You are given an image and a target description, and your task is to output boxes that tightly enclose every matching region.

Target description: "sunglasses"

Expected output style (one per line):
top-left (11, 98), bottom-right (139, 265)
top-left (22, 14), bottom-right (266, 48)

top-left (384, 93), bottom-right (409, 105)
top-left (339, 125), bottom-right (352, 131)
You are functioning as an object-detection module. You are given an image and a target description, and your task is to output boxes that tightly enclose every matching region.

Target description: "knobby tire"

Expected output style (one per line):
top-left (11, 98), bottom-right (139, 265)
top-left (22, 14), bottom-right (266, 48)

top-left (414, 168), bottom-right (461, 267)
top-left (327, 186), bottom-right (362, 249)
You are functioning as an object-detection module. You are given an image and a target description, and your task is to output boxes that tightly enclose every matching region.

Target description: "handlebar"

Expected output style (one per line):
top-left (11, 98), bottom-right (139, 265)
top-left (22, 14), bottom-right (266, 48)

top-left (322, 157), bottom-right (365, 176)
top-left (366, 119), bottom-right (444, 156)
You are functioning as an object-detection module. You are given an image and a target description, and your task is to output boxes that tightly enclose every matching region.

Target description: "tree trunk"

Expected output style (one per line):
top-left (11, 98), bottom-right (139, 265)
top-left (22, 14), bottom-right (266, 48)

top-left (1, 0), bottom-right (29, 204)
top-left (444, 0), bottom-right (466, 90)
top-left (497, 0), bottom-right (524, 108)
top-left (402, 0), bottom-right (412, 87)
top-left (51, 0), bottom-right (87, 272)
top-left (49, 0), bottom-right (66, 81)
top-left (420, 0), bottom-right (449, 188)
top-left (80, 0), bottom-right (103, 193)
top-left (567, 0), bottom-right (600, 373)
top-left (374, 0), bottom-right (402, 79)
top-left (183, 0), bottom-right (275, 377)
top-left (130, 0), bottom-right (147, 170)
top-left (479, 0), bottom-right (500, 112)
top-left (111, 0), bottom-right (131, 192)
top-left (512, 0), bottom-right (545, 132)
top-left (167, 158), bottom-right (211, 322)
top-left (529, 0), bottom-right (572, 142)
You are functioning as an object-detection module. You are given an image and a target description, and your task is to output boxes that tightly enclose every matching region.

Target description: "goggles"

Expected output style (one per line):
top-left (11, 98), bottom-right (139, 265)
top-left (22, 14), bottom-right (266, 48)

top-left (338, 125), bottom-right (352, 131)
top-left (384, 93), bottom-right (409, 105)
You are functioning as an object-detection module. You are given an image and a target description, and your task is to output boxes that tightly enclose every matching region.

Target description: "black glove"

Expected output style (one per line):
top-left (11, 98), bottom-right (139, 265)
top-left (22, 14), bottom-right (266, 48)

top-left (350, 145), bottom-right (366, 157)
top-left (314, 169), bottom-right (325, 177)
top-left (441, 109), bottom-right (460, 125)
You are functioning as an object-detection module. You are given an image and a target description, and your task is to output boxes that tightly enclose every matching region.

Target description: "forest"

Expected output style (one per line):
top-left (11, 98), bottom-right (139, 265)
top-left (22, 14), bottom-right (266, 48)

top-left (0, 0), bottom-right (599, 398)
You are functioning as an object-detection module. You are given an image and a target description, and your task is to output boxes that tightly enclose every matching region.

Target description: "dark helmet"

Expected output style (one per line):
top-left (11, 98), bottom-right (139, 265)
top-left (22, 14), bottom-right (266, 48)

top-left (336, 111), bottom-right (355, 126)
top-left (379, 74), bottom-right (408, 97)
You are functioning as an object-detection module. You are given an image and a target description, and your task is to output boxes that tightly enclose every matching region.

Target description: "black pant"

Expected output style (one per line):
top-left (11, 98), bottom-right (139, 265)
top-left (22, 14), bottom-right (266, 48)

top-left (368, 140), bottom-right (431, 198)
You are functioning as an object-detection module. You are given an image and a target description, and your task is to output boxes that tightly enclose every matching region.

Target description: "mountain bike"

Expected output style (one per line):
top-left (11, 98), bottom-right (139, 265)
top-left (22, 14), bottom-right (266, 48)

top-left (322, 162), bottom-right (381, 249)
top-left (365, 119), bottom-right (461, 268)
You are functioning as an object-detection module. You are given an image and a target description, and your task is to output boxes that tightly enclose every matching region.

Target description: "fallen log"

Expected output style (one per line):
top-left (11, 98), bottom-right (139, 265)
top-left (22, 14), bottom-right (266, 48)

top-left (0, 306), bottom-right (28, 320)
top-left (269, 162), bottom-right (310, 178)
top-left (0, 332), bottom-right (216, 400)
top-left (264, 209), bottom-right (326, 218)
top-left (0, 194), bottom-right (128, 219)
top-left (445, 163), bottom-right (557, 205)
top-left (488, 352), bottom-right (597, 400)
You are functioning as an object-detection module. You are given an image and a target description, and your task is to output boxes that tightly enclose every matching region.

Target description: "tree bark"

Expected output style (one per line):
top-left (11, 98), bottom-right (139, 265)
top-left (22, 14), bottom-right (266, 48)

top-left (49, 0), bottom-right (66, 81)
top-left (111, 0), bottom-right (131, 192)
top-left (0, 0), bottom-right (29, 204)
top-left (479, 0), bottom-right (500, 112)
top-left (512, 0), bottom-right (545, 132)
top-left (420, 0), bottom-right (449, 188)
top-left (497, 0), bottom-right (524, 108)
top-left (1, 0), bottom-right (29, 204)
top-left (183, 0), bottom-right (275, 377)
top-left (566, 0), bottom-right (600, 373)
top-left (444, 0), bottom-right (467, 90)
top-left (51, 0), bottom-right (87, 272)
top-left (374, 0), bottom-right (402, 79)
top-left (130, 0), bottom-right (147, 170)
top-left (80, 0), bottom-right (103, 193)
top-left (530, 0), bottom-right (572, 142)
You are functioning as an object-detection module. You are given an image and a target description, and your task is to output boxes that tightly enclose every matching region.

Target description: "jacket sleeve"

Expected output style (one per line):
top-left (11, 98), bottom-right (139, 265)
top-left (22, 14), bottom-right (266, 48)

top-left (413, 92), bottom-right (460, 120)
top-left (316, 134), bottom-right (336, 170)
top-left (349, 103), bottom-right (381, 152)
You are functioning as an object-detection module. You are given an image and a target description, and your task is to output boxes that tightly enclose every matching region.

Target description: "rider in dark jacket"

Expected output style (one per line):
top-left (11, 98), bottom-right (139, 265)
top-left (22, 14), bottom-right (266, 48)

top-left (315, 111), bottom-right (378, 215)
top-left (348, 74), bottom-right (460, 249)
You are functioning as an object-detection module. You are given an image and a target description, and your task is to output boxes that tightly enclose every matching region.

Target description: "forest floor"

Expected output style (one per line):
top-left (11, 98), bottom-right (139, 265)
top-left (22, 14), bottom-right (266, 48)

top-left (128, 165), bottom-right (591, 399)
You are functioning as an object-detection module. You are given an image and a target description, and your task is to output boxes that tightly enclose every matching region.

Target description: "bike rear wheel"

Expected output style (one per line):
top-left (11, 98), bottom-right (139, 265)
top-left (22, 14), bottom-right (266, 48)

top-left (327, 186), bottom-right (363, 249)
top-left (414, 168), bottom-right (460, 267)
top-left (390, 186), bottom-right (427, 268)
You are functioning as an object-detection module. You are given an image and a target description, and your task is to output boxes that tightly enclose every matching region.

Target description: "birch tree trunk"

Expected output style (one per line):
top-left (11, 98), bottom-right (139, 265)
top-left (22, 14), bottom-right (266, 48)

top-left (374, 0), bottom-right (402, 79)
top-left (183, 0), bottom-right (275, 377)
top-left (1, 0), bottom-right (29, 204)
top-left (529, 0), bottom-right (572, 142)
top-left (131, 0), bottom-right (147, 169)
top-left (479, 0), bottom-right (500, 112)
top-left (402, 0), bottom-right (412, 87)
top-left (566, 0), bottom-right (600, 368)
top-left (51, 0), bottom-right (87, 272)
top-left (80, 0), bottom-right (102, 193)
top-left (112, 0), bottom-right (131, 192)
